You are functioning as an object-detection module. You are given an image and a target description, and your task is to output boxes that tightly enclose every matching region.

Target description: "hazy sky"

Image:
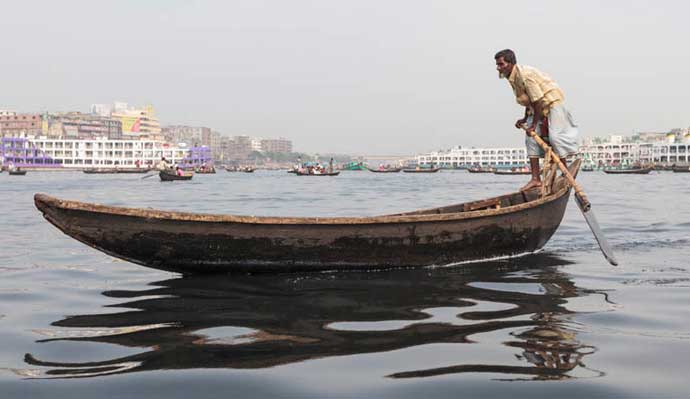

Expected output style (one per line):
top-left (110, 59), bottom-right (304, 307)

top-left (2, 0), bottom-right (688, 154)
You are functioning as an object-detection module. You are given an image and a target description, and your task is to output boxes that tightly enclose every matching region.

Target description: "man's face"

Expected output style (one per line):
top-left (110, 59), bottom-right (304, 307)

top-left (496, 57), bottom-right (513, 79)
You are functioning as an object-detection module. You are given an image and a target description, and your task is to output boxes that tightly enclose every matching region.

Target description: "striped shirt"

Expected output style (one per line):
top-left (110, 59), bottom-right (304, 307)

top-left (507, 65), bottom-right (565, 115)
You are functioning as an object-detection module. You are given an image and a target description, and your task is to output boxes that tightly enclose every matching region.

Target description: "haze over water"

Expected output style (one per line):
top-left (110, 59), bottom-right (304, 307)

top-left (0, 170), bottom-right (689, 398)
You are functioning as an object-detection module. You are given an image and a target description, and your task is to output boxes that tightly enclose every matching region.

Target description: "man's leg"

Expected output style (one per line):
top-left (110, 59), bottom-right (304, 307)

top-left (520, 157), bottom-right (542, 191)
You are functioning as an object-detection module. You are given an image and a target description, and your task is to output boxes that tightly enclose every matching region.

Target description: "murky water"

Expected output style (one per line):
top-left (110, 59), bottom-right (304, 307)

top-left (0, 170), bottom-right (688, 398)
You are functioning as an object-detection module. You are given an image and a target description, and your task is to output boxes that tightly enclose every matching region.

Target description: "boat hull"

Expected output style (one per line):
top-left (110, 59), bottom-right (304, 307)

top-left (159, 171), bottom-right (193, 181)
top-left (603, 168), bottom-right (652, 174)
top-left (294, 171), bottom-right (339, 176)
top-left (402, 168), bottom-right (440, 173)
top-left (34, 189), bottom-right (572, 274)
top-left (494, 170), bottom-right (531, 175)
top-left (367, 168), bottom-right (402, 173)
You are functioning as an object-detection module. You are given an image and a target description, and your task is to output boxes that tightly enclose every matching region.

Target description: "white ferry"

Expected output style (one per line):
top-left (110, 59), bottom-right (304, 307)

top-left (417, 146), bottom-right (528, 168)
top-left (0, 136), bottom-right (210, 169)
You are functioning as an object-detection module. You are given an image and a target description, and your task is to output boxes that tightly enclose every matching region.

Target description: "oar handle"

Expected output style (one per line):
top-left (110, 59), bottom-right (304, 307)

top-left (520, 124), bottom-right (591, 210)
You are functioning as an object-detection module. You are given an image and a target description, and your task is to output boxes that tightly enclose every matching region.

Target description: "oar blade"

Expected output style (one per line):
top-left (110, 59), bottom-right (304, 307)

top-left (576, 199), bottom-right (619, 266)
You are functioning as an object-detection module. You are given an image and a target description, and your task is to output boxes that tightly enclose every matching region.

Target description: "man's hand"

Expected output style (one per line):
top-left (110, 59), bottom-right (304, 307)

top-left (514, 118), bottom-right (527, 129)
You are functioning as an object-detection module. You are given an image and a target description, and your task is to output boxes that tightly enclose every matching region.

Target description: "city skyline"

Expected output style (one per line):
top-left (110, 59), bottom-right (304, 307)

top-left (2, 1), bottom-right (689, 154)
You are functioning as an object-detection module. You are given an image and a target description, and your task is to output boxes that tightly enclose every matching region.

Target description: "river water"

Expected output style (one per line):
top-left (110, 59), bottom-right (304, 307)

top-left (0, 169), bottom-right (688, 398)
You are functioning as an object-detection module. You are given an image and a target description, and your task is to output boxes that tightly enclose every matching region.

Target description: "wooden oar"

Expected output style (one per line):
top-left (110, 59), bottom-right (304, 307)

top-left (521, 124), bottom-right (618, 266)
top-left (141, 172), bottom-right (157, 179)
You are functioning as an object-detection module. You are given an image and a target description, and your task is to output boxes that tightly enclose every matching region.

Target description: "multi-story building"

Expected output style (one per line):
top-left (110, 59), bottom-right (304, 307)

top-left (111, 103), bottom-right (162, 141)
top-left (46, 112), bottom-right (122, 140)
top-left (416, 146), bottom-right (528, 168)
top-left (579, 130), bottom-right (690, 167)
top-left (210, 131), bottom-right (222, 161)
top-left (260, 137), bottom-right (293, 153)
top-left (162, 125), bottom-right (212, 147)
top-left (0, 113), bottom-right (43, 137)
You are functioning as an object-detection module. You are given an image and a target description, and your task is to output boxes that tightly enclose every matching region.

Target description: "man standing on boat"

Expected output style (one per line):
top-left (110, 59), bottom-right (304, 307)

top-left (495, 49), bottom-right (579, 191)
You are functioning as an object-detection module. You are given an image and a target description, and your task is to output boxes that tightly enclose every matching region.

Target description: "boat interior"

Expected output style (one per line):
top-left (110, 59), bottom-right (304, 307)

top-left (388, 159), bottom-right (580, 216)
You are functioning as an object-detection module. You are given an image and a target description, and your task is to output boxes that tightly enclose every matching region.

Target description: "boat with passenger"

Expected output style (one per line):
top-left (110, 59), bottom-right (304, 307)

top-left (159, 169), bottom-right (193, 181)
top-left (603, 166), bottom-right (653, 175)
top-left (467, 166), bottom-right (496, 173)
top-left (34, 160), bottom-right (581, 274)
top-left (494, 166), bottom-right (531, 175)
top-left (367, 166), bottom-right (402, 173)
top-left (402, 167), bottom-right (440, 173)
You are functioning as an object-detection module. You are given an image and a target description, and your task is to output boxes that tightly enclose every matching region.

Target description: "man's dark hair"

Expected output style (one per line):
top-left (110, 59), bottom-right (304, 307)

top-left (494, 49), bottom-right (516, 64)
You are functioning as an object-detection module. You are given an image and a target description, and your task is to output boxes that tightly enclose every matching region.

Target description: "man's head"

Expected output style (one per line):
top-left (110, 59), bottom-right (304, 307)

top-left (494, 49), bottom-right (516, 78)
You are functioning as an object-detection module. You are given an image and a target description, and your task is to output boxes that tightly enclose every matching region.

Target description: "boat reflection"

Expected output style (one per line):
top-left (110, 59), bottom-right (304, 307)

top-left (24, 254), bottom-right (605, 380)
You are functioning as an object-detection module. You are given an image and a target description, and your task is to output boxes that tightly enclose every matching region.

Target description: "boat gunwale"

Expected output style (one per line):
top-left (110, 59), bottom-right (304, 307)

top-left (34, 185), bottom-right (570, 226)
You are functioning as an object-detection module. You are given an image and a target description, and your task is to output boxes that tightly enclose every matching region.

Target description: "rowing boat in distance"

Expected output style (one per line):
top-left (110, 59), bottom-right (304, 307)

top-left (494, 168), bottom-right (531, 175)
top-left (34, 160), bottom-right (581, 274)
top-left (294, 171), bottom-right (340, 176)
top-left (367, 167), bottom-right (402, 173)
top-left (603, 167), bottom-right (652, 175)
top-left (402, 167), bottom-right (440, 173)
top-left (159, 170), bottom-right (194, 181)
top-left (9, 169), bottom-right (27, 176)
top-left (467, 167), bottom-right (495, 173)
top-left (672, 165), bottom-right (690, 173)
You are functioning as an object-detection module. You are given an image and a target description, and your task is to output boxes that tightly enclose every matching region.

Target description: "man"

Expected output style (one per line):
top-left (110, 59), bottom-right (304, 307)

top-left (495, 49), bottom-right (579, 191)
top-left (156, 157), bottom-right (169, 171)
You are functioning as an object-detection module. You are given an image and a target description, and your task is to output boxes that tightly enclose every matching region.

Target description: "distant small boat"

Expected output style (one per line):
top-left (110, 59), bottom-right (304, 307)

top-left (494, 169), bottom-right (531, 175)
top-left (9, 170), bottom-right (27, 176)
top-left (467, 167), bottom-right (495, 173)
top-left (367, 167), bottom-right (402, 173)
top-left (341, 162), bottom-right (366, 171)
top-left (603, 167), bottom-right (652, 175)
top-left (226, 166), bottom-right (254, 173)
top-left (159, 171), bottom-right (193, 181)
top-left (672, 165), bottom-right (690, 173)
top-left (402, 168), bottom-right (440, 173)
top-left (295, 171), bottom-right (340, 176)
top-left (581, 166), bottom-right (595, 172)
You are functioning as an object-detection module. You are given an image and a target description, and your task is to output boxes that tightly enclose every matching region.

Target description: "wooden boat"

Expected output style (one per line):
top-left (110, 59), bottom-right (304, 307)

top-left (672, 165), bottom-right (690, 173)
top-left (494, 169), bottom-right (531, 175)
top-left (581, 166), bottom-right (595, 172)
top-left (342, 162), bottom-right (366, 171)
top-left (9, 170), bottom-right (27, 176)
top-left (367, 167), bottom-right (402, 173)
top-left (467, 167), bottom-right (495, 173)
top-left (195, 168), bottom-right (216, 174)
top-left (159, 171), bottom-right (193, 181)
top-left (34, 160), bottom-right (580, 274)
top-left (294, 171), bottom-right (339, 176)
top-left (603, 167), bottom-right (652, 175)
top-left (402, 168), bottom-right (440, 173)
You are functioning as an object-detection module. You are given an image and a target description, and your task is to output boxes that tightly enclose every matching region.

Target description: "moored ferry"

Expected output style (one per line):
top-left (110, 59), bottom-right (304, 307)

top-left (0, 137), bottom-right (212, 170)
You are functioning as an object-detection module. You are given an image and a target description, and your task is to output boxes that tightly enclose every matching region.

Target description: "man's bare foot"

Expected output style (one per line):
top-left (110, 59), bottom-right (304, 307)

top-left (520, 179), bottom-right (542, 191)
